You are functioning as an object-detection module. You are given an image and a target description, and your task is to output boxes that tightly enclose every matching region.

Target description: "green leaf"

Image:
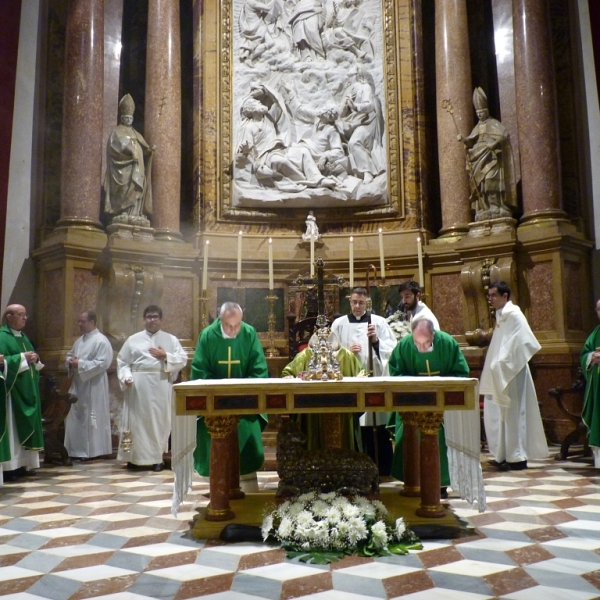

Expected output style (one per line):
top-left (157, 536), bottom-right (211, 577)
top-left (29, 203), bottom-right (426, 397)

top-left (285, 550), bottom-right (345, 565)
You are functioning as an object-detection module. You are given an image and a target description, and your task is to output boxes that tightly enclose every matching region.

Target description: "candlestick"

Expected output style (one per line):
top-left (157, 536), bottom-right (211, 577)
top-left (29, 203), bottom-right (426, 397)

top-left (310, 237), bottom-right (315, 278)
top-left (265, 293), bottom-right (279, 357)
top-left (349, 236), bottom-right (354, 289)
top-left (417, 236), bottom-right (424, 287)
top-left (378, 228), bottom-right (385, 280)
top-left (202, 240), bottom-right (209, 291)
top-left (268, 237), bottom-right (274, 290)
top-left (237, 231), bottom-right (242, 281)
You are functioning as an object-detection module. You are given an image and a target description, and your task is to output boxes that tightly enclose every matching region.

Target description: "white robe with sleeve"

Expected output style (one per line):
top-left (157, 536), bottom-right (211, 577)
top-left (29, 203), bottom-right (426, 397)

top-left (410, 301), bottom-right (440, 330)
top-left (116, 329), bottom-right (188, 465)
top-left (64, 328), bottom-right (113, 458)
top-left (331, 313), bottom-right (397, 425)
top-left (480, 301), bottom-right (549, 463)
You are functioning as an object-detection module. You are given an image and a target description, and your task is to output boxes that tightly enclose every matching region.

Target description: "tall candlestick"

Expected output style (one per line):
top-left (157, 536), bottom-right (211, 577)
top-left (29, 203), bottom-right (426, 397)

top-left (202, 240), bottom-right (209, 291)
top-left (310, 237), bottom-right (315, 278)
top-left (417, 236), bottom-right (424, 287)
top-left (268, 237), bottom-right (274, 290)
top-left (237, 231), bottom-right (242, 281)
top-left (349, 236), bottom-right (354, 289)
top-left (378, 228), bottom-right (385, 279)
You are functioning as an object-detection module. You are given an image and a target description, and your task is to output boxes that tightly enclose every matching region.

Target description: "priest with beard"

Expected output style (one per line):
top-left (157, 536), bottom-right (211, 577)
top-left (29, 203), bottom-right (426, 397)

top-left (192, 302), bottom-right (268, 492)
top-left (398, 280), bottom-right (439, 330)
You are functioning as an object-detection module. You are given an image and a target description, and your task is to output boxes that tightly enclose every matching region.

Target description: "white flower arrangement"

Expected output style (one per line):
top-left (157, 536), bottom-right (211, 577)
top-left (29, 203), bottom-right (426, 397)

top-left (262, 491), bottom-right (422, 564)
top-left (386, 310), bottom-right (412, 341)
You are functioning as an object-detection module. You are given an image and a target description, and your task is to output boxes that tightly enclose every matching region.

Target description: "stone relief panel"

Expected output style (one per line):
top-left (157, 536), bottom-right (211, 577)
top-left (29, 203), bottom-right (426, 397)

top-left (161, 277), bottom-right (194, 342)
top-left (564, 260), bottom-right (582, 332)
top-left (431, 272), bottom-right (464, 336)
top-left (528, 261), bottom-right (555, 332)
top-left (43, 269), bottom-right (64, 340)
top-left (72, 269), bottom-right (100, 337)
top-left (230, 0), bottom-right (389, 210)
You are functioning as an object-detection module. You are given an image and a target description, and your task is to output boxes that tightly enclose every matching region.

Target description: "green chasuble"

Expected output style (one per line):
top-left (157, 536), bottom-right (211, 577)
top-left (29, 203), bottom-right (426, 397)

top-left (0, 325), bottom-right (44, 460)
top-left (387, 330), bottom-right (469, 486)
top-left (192, 319), bottom-right (269, 476)
top-left (581, 325), bottom-right (600, 448)
top-left (282, 346), bottom-right (365, 450)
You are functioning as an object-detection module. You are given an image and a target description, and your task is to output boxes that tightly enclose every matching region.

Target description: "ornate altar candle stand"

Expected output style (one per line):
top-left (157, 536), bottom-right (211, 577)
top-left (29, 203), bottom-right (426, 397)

top-left (174, 376), bottom-right (477, 526)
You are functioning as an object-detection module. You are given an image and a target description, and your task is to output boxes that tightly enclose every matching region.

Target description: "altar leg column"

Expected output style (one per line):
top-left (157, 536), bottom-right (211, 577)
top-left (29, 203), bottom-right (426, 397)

top-left (228, 426), bottom-right (245, 500)
top-left (204, 416), bottom-right (236, 521)
top-left (415, 412), bottom-right (446, 518)
top-left (400, 412), bottom-right (420, 497)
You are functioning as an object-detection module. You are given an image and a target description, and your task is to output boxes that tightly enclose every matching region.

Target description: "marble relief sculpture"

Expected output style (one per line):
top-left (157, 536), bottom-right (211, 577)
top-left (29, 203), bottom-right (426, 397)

top-left (302, 210), bottom-right (320, 241)
top-left (459, 87), bottom-right (517, 222)
top-left (103, 94), bottom-right (154, 226)
top-left (232, 0), bottom-right (387, 209)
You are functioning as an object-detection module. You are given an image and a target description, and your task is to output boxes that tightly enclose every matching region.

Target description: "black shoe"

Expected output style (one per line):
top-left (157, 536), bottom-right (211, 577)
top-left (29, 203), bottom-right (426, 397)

top-left (152, 463), bottom-right (164, 472)
top-left (3, 470), bottom-right (19, 482)
top-left (23, 470), bottom-right (37, 477)
top-left (126, 462), bottom-right (138, 470)
top-left (440, 487), bottom-right (448, 499)
top-left (489, 460), bottom-right (506, 467)
top-left (498, 460), bottom-right (528, 471)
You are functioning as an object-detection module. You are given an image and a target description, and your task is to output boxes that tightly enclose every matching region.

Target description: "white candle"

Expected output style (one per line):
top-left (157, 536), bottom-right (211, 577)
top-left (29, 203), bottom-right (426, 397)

top-left (237, 231), bottom-right (242, 281)
top-left (310, 237), bottom-right (315, 278)
top-left (378, 228), bottom-right (385, 279)
top-left (268, 237), bottom-right (274, 290)
top-left (417, 236), bottom-right (424, 287)
top-left (349, 236), bottom-right (354, 289)
top-left (202, 240), bottom-right (209, 292)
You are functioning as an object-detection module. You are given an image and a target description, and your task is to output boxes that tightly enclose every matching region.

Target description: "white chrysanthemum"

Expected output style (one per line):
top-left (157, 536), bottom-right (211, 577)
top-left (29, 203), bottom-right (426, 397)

top-left (342, 503), bottom-right (360, 519)
top-left (354, 498), bottom-right (375, 519)
top-left (337, 520), bottom-right (350, 537)
top-left (395, 517), bottom-right (406, 539)
top-left (296, 510), bottom-right (315, 526)
top-left (261, 514), bottom-right (273, 541)
top-left (319, 491), bottom-right (337, 501)
top-left (301, 541), bottom-right (311, 551)
top-left (298, 491), bottom-right (316, 502)
top-left (371, 499), bottom-right (388, 516)
top-left (347, 516), bottom-right (368, 544)
top-left (313, 520), bottom-right (331, 546)
top-left (287, 502), bottom-right (305, 516)
top-left (324, 506), bottom-right (341, 524)
top-left (311, 500), bottom-right (330, 517)
top-left (332, 496), bottom-right (350, 509)
top-left (277, 516), bottom-right (294, 539)
top-left (277, 500), bottom-right (290, 514)
top-left (371, 520), bottom-right (389, 548)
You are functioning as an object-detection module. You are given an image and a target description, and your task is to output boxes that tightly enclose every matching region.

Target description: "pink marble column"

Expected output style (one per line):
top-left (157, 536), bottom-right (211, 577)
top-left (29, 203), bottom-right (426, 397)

top-left (59, 0), bottom-right (104, 229)
top-left (513, 0), bottom-right (564, 220)
top-left (435, 0), bottom-right (473, 237)
top-left (145, 0), bottom-right (182, 241)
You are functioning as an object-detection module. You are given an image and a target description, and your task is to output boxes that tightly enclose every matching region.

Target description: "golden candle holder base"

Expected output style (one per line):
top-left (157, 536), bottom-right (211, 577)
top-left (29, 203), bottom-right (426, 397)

top-left (378, 280), bottom-right (389, 315)
top-left (265, 293), bottom-right (279, 357)
top-left (199, 292), bottom-right (209, 331)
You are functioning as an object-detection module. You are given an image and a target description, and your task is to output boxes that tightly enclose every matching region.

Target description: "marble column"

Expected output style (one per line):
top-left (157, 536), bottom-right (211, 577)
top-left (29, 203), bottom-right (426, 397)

top-left (415, 412), bottom-right (446, 518)
top-left (145, 0), bottom-right (182, 241)
top-left (59, 0), bottom-right (104, 229)
top-left (205, 416), bottom-right (236, 522)
top-left (400, 412), bottom-right (420, 497)
top-left (435, 0), bottom-right (473, 238)
top-left (513, 0), bottom-right (565, 221)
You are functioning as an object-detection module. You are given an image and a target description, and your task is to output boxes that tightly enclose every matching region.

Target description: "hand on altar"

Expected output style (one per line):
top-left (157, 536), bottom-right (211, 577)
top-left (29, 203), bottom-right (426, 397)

top-left (283, 375), bottom-right (294, 379)
top-left (149, 347), bottom-right (167, 360)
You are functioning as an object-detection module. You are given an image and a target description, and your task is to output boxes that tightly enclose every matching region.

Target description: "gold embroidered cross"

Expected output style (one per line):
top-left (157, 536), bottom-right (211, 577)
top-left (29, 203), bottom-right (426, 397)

top-left (218, 346), bottom-right (240, 378)
top-left (418, 359), bottom-right (440, 377)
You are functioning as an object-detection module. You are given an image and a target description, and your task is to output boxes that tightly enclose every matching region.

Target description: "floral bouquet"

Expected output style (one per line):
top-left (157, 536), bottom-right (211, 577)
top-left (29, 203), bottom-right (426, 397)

top-left (262, 491), bottom-right (422, 564)
top-left (386, 310), bottom-right (411, 341)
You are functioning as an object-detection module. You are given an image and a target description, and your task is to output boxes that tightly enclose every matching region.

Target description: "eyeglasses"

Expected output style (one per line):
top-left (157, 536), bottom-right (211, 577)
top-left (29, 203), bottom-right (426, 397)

top-left (144, 315), bottom-right (161, 320)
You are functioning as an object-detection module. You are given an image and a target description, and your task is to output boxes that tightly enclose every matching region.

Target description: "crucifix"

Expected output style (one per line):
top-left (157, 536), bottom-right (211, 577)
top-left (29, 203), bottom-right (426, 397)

top-left (218, 346), bottom-right (241, 378)
top-left (418, 359), bottom-right (441, 377)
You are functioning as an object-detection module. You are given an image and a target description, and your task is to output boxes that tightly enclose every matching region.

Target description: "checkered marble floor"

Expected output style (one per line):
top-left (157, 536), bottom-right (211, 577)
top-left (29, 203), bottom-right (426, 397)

top-left (1, 451), bottom-right (599, 600)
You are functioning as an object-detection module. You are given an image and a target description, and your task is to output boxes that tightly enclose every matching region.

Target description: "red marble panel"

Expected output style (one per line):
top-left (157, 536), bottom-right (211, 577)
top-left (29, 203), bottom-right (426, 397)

top-left (161, 276), bottom-right (194, 341)
top-left (528, 261), bottom-right (555, 331)
top-left (44, 269), bottom-right (64, 339)
top-left (431, 273), bottom-right (464, 335)
top-left (266, 394), bottom-right (286, 409)
top-left (365, 392), bottom-right (385, 407)
top-left (186, 396), bottom-right (206, 410)
top-left (565, 260), bottom-right (583, 331)
top-left (72, 268), bottom-right (99, 336)
top-left (444, 391), bottom-right (465, 406)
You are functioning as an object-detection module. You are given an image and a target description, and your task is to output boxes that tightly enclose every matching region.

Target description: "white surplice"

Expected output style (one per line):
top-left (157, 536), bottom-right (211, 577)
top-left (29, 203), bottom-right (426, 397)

top-left (116, 329), bottom-right (187, 465)
top-left (64, 328), bottom-right (113, 459)
top-left (480, 301), bottom-right (549, 463)
top-left (332, 313), bottom-right (397, 425)
top-left (410, 301), bottom-right (440, 330)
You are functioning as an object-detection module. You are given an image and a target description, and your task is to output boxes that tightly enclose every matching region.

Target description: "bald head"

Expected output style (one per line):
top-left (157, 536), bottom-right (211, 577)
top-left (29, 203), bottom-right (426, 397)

top-left (4, 304), bottom-right (28, 331)
top-left (412, 318), bottom-right (434, 353)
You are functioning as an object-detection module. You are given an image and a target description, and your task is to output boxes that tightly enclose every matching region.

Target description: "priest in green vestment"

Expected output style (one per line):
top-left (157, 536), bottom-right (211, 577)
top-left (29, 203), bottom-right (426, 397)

top-left (282, 330), bottom-right (366, 450)
top-left (581, 298), bottom-right (600, 468)
top-left (0, 304), bottom-right (44, 482)
top-left (192, 302), bottom-right (269, 478)
top-left (388, 318), bottom-right (469, 487)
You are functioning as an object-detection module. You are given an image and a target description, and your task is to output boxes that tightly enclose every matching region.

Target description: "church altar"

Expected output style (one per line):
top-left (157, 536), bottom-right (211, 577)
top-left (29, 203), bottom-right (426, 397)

top-left (173, 376), bottom-right (478, 528)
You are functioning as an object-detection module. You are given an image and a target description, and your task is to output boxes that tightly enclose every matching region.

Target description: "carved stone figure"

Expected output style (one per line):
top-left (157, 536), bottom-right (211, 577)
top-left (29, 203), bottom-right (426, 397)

top-left (276, 420), bottom-right (379, 496)
top-left (238, 0), bottom-right (282, 63)
top-left (339, 64), bottom-right (384, 183)
top-left (302, 210), bottom-right (320, 241)
top-left (460, 87), bottom-right (517, 222)
top-left (326, 0), bottom-right (374, 61)
top-left (288, 0), bottom-right (326, 60)
top-left (104, 94), bottom-right (154, 226)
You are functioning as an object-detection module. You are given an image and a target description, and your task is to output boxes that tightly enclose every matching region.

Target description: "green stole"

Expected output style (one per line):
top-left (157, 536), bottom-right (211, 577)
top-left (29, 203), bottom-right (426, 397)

top-left (192, 319), bottom-right (269, 476)
top-left (387, 331), bottom-right (470, 485)
top-left (0, 325), bottom-right (44, 459)
top-left (582, 325), bottom-right (600, 447)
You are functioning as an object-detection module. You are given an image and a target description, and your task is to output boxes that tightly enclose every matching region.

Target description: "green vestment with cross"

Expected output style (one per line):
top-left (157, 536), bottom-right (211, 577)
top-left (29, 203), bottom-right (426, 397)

top-left (387, 329), bottom-right (470, 485)
top-left (191, 318), bottom-right (269, 476)
top-left (581, 324), bottom-right (600, 449)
